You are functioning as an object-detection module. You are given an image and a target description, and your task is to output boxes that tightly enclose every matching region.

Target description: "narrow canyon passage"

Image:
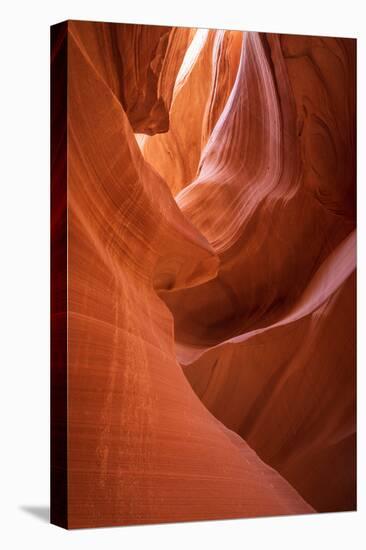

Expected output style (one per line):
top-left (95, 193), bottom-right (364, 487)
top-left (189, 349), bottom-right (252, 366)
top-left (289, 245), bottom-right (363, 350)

top-left (54, 20), bottom-right (356, 527)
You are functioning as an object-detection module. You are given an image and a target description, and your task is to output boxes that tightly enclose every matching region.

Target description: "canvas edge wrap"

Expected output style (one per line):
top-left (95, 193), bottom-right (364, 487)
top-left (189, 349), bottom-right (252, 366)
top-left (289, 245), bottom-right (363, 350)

top-left (50, 20), bottom-right (68, 529)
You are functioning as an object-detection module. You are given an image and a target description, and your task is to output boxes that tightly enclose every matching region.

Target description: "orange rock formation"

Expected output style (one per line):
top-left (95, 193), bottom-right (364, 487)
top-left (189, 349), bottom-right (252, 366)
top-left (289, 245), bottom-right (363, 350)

top-left (51, 20), bottom-right (356, 528)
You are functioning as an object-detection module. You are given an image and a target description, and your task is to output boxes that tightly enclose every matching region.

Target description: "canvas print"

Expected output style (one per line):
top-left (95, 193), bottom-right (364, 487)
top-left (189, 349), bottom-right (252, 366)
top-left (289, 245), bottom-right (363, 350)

top-left (51, 20), bottom-right (356, 529)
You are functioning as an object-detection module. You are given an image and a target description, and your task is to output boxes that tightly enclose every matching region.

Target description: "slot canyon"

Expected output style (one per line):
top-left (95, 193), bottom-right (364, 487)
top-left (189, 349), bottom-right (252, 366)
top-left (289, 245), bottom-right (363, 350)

top-left (51, 20), bottom-right (356, 528)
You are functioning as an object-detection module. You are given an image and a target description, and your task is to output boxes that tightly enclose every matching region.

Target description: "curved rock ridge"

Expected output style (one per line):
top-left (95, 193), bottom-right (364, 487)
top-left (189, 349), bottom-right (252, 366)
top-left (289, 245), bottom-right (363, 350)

top-left (183, 249), bottom-right (356, 512)
top-left (176, 32), bottom-right (303, 251)
top-left (175, 230), bottom-right (356, 363)
top-left (141, 29), bottom-right (216, 195)
top-left (62, 20), bottom-right (356, 527)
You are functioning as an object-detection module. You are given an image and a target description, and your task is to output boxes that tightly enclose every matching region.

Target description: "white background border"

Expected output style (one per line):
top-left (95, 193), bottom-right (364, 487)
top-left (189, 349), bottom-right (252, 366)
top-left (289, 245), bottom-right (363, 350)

top-left (1, 1), bottom-right (364, 548)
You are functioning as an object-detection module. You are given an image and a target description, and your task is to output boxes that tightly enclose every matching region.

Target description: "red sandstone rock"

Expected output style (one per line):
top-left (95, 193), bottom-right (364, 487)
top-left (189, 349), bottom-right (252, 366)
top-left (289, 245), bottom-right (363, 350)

top-left (68, 21), bottom-right (191, 135)
top-left (51, 21), bottom-right (356, 528)
top-left (142, 29), bottom-right (242, 195)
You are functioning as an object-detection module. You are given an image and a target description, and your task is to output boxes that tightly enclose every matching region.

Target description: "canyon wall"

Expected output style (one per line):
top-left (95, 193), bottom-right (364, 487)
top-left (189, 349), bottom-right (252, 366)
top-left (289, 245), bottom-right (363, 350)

top-left (51, 20), bottom-right (356, 528)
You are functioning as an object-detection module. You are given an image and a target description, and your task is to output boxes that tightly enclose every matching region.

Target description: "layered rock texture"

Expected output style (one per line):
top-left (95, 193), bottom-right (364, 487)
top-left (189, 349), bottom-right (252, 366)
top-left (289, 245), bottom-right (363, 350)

top-left (51, 20), bottom-right (356, 529)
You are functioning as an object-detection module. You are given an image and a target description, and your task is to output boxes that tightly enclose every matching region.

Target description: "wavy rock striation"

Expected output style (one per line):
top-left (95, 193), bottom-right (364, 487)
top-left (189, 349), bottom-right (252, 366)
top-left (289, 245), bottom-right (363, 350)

top-left (51, 20), bottom-right (356, 528)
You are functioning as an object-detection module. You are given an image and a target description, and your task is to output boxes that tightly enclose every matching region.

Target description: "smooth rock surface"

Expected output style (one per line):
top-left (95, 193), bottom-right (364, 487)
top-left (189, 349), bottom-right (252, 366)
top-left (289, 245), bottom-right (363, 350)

top-left (52, 20), bottom-right (356, 527)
